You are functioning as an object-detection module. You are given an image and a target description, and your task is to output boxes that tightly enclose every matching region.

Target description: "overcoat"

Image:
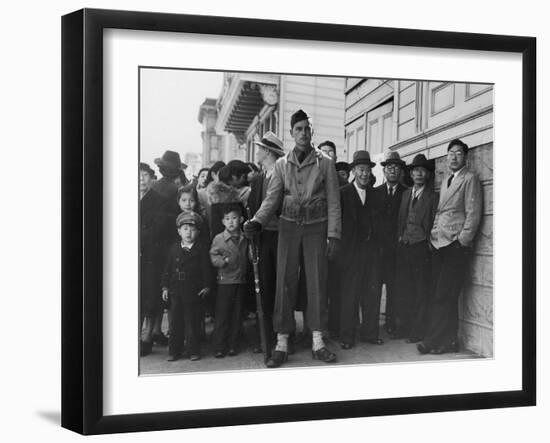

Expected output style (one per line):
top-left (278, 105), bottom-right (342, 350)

top-left (140, 189), bottom-right (168, 316)
top-left (161, 241), bottom-right (212, 302)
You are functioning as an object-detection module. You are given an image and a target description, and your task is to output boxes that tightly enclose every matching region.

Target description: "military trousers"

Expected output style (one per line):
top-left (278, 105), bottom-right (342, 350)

top-left (273, 220), bottom-right (328, 334)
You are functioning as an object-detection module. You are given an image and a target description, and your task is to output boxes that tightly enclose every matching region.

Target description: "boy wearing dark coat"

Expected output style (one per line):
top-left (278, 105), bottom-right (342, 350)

top-left (161, 211), bottom-right (211, 361)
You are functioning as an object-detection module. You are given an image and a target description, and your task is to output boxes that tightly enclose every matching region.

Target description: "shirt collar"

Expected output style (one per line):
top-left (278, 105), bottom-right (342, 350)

top-left (223, 230), bottom-right (242, 242)
top-left (353, 181), bottom-right (367, 194)
top-left (181, 241), bottom-right (195, 250)
top-left (412, 185), bottom-right (425, 197)
top-left (451, 165), bottom-right (466, 177)
top-left (386, 182), bottom-right (398, 192)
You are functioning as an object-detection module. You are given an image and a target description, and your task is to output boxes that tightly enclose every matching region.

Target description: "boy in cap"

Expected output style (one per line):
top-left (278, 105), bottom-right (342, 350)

top-left (161, 211), bottom-right (211, 361)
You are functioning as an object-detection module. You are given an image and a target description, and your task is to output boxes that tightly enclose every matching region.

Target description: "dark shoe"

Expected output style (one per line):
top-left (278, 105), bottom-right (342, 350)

top-left (189, 354), bottom-right (201, 361)
top-left (227, 349), bottom-right (238, 356)
top-left (364, 338), bottom-right (384, 345)
top-left (214, 351), bottom-right (225, 358)
top-left (167, 353), bottom-right (182, 361)
top-left (416, 342), bottom-right (430, 354)
top-left (340, 342), bottom-right (352, 350)
top-left (312, 347), bottom-right (337, 363)
top-left (140, 341), bottom-right (153, 356)
top-left (152, 333), bottom-right (169, 346)
top-left (430, 342), bottom-right (459, 355)
top-left (266, 350), bottom-right (288, 368)
top-left (406, 337), bottom-right (422, 344)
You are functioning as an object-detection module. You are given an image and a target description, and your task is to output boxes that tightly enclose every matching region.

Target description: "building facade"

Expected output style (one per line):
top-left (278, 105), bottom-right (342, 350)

top-left (198, 98), bottom-right (243, 167)
top-left (345, 78), bottom-right (494, 356)
top-left (214, 72), bottom-right (346, 161)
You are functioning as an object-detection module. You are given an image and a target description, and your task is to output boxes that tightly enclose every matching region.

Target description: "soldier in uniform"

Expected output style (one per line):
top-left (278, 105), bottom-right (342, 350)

top-left (244, 109), bottom-right (341, 368)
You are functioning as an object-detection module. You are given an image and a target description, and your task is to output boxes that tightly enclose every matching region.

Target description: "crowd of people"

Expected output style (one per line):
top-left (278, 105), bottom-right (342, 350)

top-left (139, 108), bottom-right (483, 368)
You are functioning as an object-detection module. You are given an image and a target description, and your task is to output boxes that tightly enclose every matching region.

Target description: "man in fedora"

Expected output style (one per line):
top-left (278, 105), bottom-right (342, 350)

top-left (417, 139), bottom-right (482, 355)
top-left (247, 132), bottom-right (286, 353)
top-left (153, 150), bottom-right (188, 211)
top-left (394, 154), bottom-right (438, 342)
top-left (371, 151), bottom-right (408, 343)
top-left (244, 109), bottom-right (341, 368)
top-left (337, 151), bottom-right (379, 349)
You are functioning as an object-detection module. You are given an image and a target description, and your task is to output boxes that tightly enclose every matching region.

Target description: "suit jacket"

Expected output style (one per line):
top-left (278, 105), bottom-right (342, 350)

top-left (372, 182), bottom-right (408, 250)
top-left (338, 183), bottom-right (376, 269)
top-left (430, 168), bottom-right (483, 249)
top-left (161, 242), bottom-right (212, 302)
top-left (248, 171), bottom-right (281, 230)
top-left (397, 186), bottom-right (438, 244)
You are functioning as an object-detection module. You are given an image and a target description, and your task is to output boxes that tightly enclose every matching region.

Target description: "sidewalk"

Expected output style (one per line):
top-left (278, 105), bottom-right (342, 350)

top-left (140, 315), bottom-right (480, 375)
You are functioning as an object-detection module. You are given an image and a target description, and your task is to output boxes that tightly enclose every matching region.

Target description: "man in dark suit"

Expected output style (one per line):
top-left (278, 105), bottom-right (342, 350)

top-left (371, 151), bottom-right (408, 342)
top-left (248, 132), bottom-right (286, 353)
top-left (417, 139), bottom-right (483, 355)
top-left (139, 162), bottom-right (169, 356)
top-left (394, 154), bottom-right (438, 342)
top-left (337, 151), bottom-right (378, 349)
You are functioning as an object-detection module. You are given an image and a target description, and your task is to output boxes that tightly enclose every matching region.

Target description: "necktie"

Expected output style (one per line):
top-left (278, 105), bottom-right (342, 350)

top-left (182, 246), bottom-right (190, 253)
top-left (412, 191), bottom-right (418, 207)
top-left (388, 187), bottom-right (393, 197)
top-left (447, 174), bottom-right (454, 188)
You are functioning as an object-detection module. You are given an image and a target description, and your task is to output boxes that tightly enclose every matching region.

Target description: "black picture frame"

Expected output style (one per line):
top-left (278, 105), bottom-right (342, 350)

top-left (61, 8), bottom-right (536, 435)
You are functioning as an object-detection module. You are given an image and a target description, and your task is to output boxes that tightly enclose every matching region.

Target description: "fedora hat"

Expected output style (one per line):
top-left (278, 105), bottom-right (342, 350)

top-left (335, 161), bottom-right (351, 172)
top-left (253, 131), bottom-right (285, 157)
top-left (380, 151), bottom-right (406, 167)
top-left (408, 153), bottom-right (434, 171)
top-left (139, 162), bottom-right (155, 178)
top-left (350, 150), bottom-right (376, 168)
top-left (154, 150), bottom-right (187, 172)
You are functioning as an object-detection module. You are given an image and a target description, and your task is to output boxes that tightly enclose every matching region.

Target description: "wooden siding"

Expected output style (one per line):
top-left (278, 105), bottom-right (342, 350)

top-left (281, 75), bottom-right (346, 157)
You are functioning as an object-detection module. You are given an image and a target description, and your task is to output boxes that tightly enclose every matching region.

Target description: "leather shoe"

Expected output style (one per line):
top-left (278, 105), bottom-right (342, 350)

top-left (430, 342), bottom-right (458, 354)
top-left (167, 353), bottom-right (182, 361)
top-left (214, 351), bottom-right (225, 358)
top-left (406, 337), bottom-right (422, 344)
top-left (416, 342), bottom-right (430, 354)
top-left (189, 354), bottom-right (201, 361)
top-left (312, 347), bottom-right (337, 363)
top-left (152, 333), bottom-right (168, 346)
top-left (266, 350), bottom-right (288, 368)
top-left (364, 338), bottom-right (384, 345)
top-left (340, 342), bottom-right (352, 350)
top-left (227, 348), bottom-right (238, 356)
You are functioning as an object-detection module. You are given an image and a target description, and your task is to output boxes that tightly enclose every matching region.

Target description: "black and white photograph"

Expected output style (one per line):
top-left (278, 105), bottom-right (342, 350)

top-left (138, 68), bottom-right (493, 375)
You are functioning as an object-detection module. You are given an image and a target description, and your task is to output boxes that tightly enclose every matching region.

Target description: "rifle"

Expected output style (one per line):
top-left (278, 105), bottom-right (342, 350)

top-left (246, 209), bottom-right (270, 363)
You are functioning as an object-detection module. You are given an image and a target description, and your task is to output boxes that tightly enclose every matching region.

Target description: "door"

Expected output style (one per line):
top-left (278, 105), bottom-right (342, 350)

top-left (366, 100), bottom-right (394, 184)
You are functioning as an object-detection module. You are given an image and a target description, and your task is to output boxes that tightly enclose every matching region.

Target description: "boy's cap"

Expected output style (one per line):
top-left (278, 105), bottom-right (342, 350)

top-left (176, 211), bottom-right (203, 229)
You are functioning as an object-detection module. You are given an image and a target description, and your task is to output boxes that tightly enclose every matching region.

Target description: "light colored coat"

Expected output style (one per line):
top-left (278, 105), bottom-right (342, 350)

top-left (430, 167), bottom-right (483, 249)
top-left (253, 146), bottom-right (342, 239)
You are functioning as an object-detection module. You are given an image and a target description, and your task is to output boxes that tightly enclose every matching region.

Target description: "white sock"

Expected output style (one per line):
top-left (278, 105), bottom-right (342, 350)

top-left (275, 333), bottom-right (289, 352)
top-left (312, 331), bottom-right (325, 351)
